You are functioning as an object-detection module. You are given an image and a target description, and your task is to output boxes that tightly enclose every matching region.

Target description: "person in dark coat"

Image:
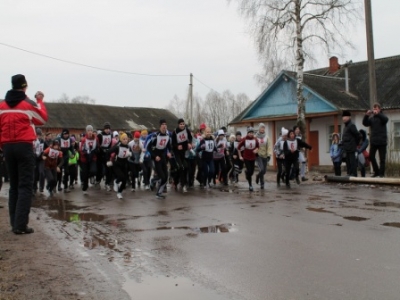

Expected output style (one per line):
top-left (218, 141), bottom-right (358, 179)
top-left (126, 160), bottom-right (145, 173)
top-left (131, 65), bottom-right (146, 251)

top-left (362, 103), bottom-right (388, 177)
top-left (341, 110), bottom-right (360, 177)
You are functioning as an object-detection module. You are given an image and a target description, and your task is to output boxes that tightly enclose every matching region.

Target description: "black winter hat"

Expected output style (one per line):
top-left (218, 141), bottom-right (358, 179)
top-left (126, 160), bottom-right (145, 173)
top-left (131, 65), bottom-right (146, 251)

top-left (103, 122), bottom-right (111, 129)
top-left (177, 118), bottom-right (185, 124)
top-left (159, 119), bottom-right (167, 125)
top-left (342, 110), bottom-right (351, 117)
top-left (235, 131), bottom-right (242, 136)
top-left (12, 74), bottom-right (28, 89)
top-left (62, 128), bottom-right (69, 135)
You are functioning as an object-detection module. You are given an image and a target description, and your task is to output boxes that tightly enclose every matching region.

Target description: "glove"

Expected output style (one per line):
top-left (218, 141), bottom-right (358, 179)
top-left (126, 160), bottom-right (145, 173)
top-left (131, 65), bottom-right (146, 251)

top-left (106, 161), bottom-right (113, 167)
top-left (267, 156), bottom-right (270, 163)
top-left (309, 146), bottom-right (313, 151)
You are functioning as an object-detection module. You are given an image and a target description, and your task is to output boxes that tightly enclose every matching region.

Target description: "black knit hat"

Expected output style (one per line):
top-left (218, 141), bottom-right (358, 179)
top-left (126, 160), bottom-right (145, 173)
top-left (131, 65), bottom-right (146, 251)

top-left (159, 119), bottom-right (167, 125)
top-left (62, 128), bottom-right (69, 135)
top-left (342, 110), bottom-right (351, 117)
top-left (235, 131), bottom-right (242, 136)
top-left (12, 74), bottom-right (28, 89)
top-left (103, 122), bottom-right (111, 129)
top-left (177, 118), bottom-right (185, 124)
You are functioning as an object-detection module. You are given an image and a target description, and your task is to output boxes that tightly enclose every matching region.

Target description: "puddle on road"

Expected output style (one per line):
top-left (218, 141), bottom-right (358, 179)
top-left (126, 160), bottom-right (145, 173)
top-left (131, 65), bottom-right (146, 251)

top-left (49, 211), bottom-right (106, 222)
top-left (123, 274), bottom-right (229, 300)
top-left (132, 224), bottom-right (236, 234)
top-left (343, 216), bottom-right (369, 221)
top-left (32, 198), bottom-right (89, 212)
top-left (382, 222), bottom-right (400, 228)
top-left (306, 207), bottom-right (334, 214)
top-left (373, 202), bottom-right (400, 209)
top-left (33, 198), bottom-right (106, 223)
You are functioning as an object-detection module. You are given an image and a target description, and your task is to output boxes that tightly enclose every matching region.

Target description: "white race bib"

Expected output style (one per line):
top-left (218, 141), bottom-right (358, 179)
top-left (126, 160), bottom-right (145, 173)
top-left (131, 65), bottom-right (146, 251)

top-left (156, 135), bottom-right (170, 150)
top-left (176, 129), bottom-right (188, 143)
top-left (48, 148), bottom-right (60, 159)
top-left (101, 134), bottom-right (112, 148)
top-left (245, 139), bottom-right (256, 150)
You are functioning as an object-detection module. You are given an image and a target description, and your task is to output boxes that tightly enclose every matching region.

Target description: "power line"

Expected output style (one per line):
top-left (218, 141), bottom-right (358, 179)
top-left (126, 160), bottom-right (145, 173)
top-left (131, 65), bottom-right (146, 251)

top-left (0, 42), bottom-right (188, 77)
top-left (192, 75), bottom-right (222, 95)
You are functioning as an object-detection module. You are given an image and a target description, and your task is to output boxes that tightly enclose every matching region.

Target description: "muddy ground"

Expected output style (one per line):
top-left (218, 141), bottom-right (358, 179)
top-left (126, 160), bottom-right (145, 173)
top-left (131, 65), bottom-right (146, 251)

top-left (1, 171), bottom-right (400, 300)
top-left (0, 192), bottom-right (129, 300)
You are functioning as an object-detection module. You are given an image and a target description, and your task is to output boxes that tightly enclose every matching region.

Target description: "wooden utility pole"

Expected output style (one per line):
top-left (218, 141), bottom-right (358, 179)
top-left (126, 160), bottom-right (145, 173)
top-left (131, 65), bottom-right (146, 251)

top-left (189, 73), bottom-right (193, 128)
top-left (364, 0), bottom-right (377, 107)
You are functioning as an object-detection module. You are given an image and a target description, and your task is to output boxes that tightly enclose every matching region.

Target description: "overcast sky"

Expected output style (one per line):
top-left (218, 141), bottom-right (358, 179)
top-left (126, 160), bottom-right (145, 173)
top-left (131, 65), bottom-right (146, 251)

top-left (1, 0), bottom-right (399, 108)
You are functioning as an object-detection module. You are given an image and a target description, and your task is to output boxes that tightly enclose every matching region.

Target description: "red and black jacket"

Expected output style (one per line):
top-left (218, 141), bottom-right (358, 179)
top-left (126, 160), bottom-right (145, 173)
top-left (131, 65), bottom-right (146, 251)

top-left (0, 90), bottom-right (48, 146)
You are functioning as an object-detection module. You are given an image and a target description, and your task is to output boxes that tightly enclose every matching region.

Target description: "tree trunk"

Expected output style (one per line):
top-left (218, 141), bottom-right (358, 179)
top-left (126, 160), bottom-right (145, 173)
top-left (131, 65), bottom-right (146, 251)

top-left (295, 0), bottom-right (306, 141)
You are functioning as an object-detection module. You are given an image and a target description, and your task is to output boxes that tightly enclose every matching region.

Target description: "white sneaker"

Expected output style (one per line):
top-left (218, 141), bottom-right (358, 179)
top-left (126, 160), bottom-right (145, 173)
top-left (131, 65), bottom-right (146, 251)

top-left (145, 185), bottom-right (150, 190)
top-left (182, 186), bottom-right (188, 193)
top-left (106, 185), bottom-right (111, 192)
top-left (114, 180), bottom-right (118, 192)
top-left (131, 187), bottom-right (135, 192)
top-left (83, 191), bottom-right (88, 195)
top-left (117, 193), bottom-right (123, 199)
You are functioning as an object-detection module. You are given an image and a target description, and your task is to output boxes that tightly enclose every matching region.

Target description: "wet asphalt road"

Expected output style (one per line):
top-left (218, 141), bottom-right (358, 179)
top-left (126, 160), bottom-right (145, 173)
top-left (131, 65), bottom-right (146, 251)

top-left (31, 178), bottom-right (400, 300)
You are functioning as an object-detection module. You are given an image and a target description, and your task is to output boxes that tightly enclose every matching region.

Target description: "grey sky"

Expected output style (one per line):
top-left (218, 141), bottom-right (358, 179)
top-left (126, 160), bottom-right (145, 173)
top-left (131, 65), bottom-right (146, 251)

top-left (1, 0), bottom-right (399, 108)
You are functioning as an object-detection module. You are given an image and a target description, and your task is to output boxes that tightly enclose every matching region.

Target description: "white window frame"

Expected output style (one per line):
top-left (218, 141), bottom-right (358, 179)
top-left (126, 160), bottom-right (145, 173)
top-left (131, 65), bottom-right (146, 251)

top-left (392, 121), bottom-right (400, 150)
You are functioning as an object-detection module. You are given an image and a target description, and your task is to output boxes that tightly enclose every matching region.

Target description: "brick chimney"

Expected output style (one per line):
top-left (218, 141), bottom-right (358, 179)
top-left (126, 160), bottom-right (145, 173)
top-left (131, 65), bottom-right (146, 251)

top-left (329, 56), bottom-right (340, 74)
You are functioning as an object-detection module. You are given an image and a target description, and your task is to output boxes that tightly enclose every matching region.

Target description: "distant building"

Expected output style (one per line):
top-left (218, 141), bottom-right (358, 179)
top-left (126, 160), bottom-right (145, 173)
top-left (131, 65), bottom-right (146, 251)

top-left (39, 103), bottom-right (178, 137)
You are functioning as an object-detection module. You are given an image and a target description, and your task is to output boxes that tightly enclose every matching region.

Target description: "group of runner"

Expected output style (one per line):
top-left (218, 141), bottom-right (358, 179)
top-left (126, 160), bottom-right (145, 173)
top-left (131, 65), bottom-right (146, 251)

top-left (32, 118), bottom-right (312, 200)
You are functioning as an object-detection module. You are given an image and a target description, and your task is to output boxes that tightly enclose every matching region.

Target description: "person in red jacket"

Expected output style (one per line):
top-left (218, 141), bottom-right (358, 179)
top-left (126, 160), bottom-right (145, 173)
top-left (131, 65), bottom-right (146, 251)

top-left (0, 74), bottom-right (48, 234)
top-left (238, 127), bottom-right (259, 192)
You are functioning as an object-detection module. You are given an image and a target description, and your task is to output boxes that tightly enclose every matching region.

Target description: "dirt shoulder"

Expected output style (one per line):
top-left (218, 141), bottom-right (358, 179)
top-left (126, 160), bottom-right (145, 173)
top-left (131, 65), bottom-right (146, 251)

top-left (0, 187), bottom-right (128, 300)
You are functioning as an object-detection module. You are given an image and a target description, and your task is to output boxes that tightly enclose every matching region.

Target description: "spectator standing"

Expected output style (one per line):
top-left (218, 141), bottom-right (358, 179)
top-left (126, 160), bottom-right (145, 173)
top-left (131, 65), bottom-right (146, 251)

top-left (341, 110), bottom-right (359, 177)
top-left (0, 75), bottom-right (48, 234)
top-left (362, 103), bottom-right (388, 177)
top-left (357, 129), bottom-right (369, 177)
top-left (330, 133), bottom-right (342, 176)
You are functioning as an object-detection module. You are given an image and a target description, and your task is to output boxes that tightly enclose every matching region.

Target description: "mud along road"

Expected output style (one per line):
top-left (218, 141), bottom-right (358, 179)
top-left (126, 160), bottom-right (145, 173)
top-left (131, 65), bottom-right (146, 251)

top-left (2, 176), bottom-right (400, 300)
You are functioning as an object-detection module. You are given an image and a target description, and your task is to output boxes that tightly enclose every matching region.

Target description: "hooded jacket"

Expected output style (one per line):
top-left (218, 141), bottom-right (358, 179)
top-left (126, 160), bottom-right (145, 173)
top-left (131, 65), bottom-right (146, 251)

top-left (0, 90), bottom-right (48, 146)
top-left (256, 124), bottom-right (272, 158)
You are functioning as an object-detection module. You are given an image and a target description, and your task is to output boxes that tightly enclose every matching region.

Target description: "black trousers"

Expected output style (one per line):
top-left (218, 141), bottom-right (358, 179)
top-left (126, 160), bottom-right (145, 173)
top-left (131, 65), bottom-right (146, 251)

top-left (369, 144), bottom-right (387, 177)
top-left (154, 158), bottom-right (168, 194)
top-left (346, 151), bottom-right (357, 177)
top-left (113, 160), bottom-right (128, 193)
top-left (141, 160), bottom-right (152, 186)
top-left (80, 160), bottom-right (97, 191)
top-left (214, 158), bottom-right (227, 184)
top-left (174, 151), bottom-right (188, 186)
top-left (3, 143), bottom-right (35, 231)
top-left (244, 159), bottom-right (255, 186)
top-left (96, 151), bottom-right (113, 185)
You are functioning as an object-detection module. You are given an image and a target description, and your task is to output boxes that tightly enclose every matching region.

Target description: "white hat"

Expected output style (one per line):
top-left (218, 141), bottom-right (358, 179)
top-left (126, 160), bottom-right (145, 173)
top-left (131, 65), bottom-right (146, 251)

top-left (218, 129), bottom-right (225, 136)
top-left (113, 131), bottom-right (119, 137)
top-left (281, 127), bottom-right (288, 136)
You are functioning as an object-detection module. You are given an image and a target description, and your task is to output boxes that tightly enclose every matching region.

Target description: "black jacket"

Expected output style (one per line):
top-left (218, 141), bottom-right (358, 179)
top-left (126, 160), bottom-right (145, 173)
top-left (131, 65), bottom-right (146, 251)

top-left (362, 112), bottom-right (388, 146)
top-left (342, 120), bottom-right (359, 152)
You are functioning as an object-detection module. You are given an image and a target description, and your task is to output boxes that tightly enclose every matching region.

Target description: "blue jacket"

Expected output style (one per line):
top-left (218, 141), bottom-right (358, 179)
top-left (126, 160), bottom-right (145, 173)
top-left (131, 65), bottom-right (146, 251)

top-left (330, 143), bottom-right (342, 163)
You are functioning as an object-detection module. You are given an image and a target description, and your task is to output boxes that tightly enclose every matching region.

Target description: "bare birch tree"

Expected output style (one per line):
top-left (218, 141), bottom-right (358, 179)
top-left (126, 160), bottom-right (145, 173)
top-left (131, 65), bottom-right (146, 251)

top-left (166, 94), bottom-right (185, 118)
top-left (229, 0), bottom-right (361, 136)
top-left (53, 93), bottom-right (96, 104)
top-left (166, 90), bottom-right (251, 131)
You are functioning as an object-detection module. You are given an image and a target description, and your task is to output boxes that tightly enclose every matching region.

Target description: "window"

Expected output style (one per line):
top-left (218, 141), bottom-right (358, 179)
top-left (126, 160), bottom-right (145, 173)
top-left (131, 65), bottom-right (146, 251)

top-left (393, 121), bottom-right (400, 150)
top-left (327, 125), bottom-right (341, 151)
